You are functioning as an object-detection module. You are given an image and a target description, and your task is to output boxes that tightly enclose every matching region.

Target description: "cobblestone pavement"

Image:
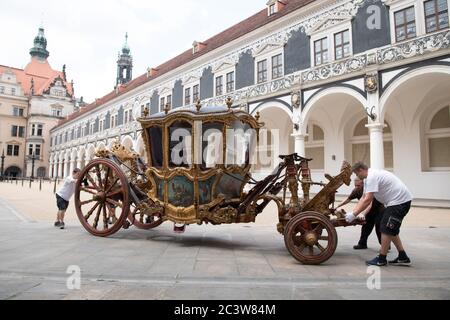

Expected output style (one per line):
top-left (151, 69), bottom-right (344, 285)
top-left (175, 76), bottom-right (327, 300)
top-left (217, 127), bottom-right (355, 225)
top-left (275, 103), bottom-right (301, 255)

top-left (0, 196), bottom-right (449, 300)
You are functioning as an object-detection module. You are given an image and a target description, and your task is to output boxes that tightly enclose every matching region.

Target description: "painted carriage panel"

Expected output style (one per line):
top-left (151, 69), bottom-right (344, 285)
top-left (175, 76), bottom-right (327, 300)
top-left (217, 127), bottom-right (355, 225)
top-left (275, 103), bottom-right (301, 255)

top-left (168, 176), bottom-right (195, 207)
top-left (199, 175), bottom-right (217, 205)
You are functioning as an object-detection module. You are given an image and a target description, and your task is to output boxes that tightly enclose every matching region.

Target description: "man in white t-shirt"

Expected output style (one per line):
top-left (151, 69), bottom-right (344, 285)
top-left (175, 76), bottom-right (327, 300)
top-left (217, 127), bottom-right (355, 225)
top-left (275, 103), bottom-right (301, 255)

top-left (345, 162), bottom-right (413, 267)
top-left (55, 168), bottom-right (81, 229)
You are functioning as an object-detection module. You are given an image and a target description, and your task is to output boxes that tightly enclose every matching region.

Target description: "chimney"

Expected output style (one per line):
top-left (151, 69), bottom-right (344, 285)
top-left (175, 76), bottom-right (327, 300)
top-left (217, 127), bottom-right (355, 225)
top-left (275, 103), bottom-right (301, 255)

top-left (192, 41), bottom-right (207, 54)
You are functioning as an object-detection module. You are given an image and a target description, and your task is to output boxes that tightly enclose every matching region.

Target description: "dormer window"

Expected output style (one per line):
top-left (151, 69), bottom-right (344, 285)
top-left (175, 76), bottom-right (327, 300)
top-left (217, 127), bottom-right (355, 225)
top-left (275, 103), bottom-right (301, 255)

top-left (269, 4), bottom-right (276, 15)
top-left (267, 0), bottom-right (286, 16)
top-left (192, 41), bottom-right (207, 54)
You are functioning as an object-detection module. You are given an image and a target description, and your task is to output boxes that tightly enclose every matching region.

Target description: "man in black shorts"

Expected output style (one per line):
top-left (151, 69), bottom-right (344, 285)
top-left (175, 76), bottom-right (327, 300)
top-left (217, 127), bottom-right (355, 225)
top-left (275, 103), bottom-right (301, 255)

top-left (345, 162), bottom-right (413, 267)
top-left (55, 168), bottom-right (81, 229)
top-left (336, 178), bottom-right (383, 250)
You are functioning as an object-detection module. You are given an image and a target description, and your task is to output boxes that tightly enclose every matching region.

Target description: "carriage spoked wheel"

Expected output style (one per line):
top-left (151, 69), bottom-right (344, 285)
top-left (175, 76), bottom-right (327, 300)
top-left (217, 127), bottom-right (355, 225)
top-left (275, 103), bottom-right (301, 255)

top-left (129, 201), bottom-right (164, 230)
top-left (75, 159), bottom-right (130, 237)
top-left (284, 211), bottom-right (338, 265)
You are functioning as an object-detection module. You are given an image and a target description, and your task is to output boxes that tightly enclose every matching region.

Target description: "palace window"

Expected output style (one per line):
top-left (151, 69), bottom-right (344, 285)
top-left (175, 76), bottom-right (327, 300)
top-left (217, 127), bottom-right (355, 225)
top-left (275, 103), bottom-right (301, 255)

top-left (31, 124), bottom-right (43, 137)
top-left (110, 115), bottom-right (118, 129)
top-left (193, 85), bottom-right (199, 103)
top-left (11, 125), bottom-right (25, 138)
top-left (426, 105), bottom-right (450, 170)
top-left (257, 59), bottom-right (268, 84)
top-left (28, 144), bottom-right (41, 157)
top-left (89, 122), bottom-right (95, 134)
top-left (334, 29), bottom-right (350, 60)
top-left (0, 86), bottom-right (4, 94)
top-left (394, 6), bottom-right (417, 41)
top-left (11, 88), bottom-right (16, 96)
top-left (216, 75), bottom-right (223, 96)
top-left (314, 37), bottom-right (328, 66)
top-left (185, 87), bottom-right (191, 105)
top-left (226, 71), bottom-right (235, 93)
top-left (167, 95), bottom-right (172, 109)
top-left (7, 145), bottom-right (19, 157)
top-left (424, 0), bottom-right (449, 33)
top-left (52, 108), bottom-right (62, 117)
top-left (13, 107), bottom-right (24, 117)
top-left (99, 119), bottom-right (105, 132)
top-left (124, 109), bottom-right (133, 124)
top-left (272, 54), bottom-right (283, 79)
top-left (160, 97), bottom-right (165, 111)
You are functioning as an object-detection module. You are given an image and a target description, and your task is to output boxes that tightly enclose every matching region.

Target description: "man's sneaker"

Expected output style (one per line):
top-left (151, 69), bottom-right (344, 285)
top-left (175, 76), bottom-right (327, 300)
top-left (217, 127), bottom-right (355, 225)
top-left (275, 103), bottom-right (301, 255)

top-left (59, 222), bottom-right (65, 230)
top-left (389, 257), bottom-right (411, 266)
top-left (353, 244), bottom-right (368, 250)
top-left (366, 256), bottom-right (387, 266)
top-left (54, 221), bottom-right (61, 227)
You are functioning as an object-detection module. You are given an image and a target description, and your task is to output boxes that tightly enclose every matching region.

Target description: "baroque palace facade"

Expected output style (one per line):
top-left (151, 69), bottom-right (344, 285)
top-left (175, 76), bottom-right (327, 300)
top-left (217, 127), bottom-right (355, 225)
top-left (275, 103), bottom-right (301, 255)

top-left (0, 27), bottom-right (75, 179)
top-left (50, 0), bottom-right (450, 205)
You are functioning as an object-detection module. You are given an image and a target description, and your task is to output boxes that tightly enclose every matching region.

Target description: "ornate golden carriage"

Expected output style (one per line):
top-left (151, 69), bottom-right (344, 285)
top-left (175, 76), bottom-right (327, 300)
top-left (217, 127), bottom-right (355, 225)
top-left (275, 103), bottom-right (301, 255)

top-left (75, 101), bottom-right (362, 265)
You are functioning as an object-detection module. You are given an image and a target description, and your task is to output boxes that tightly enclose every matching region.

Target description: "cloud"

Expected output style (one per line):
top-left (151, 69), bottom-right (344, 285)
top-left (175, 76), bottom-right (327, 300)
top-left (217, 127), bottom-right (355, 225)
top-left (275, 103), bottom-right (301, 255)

top-left (0, 0), bottom-right (263, 102)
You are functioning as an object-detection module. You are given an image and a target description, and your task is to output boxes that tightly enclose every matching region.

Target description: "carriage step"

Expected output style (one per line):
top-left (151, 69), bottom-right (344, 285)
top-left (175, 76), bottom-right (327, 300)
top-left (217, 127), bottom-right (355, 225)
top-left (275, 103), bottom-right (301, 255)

top-left (174, 224), bottom-right (186, 233)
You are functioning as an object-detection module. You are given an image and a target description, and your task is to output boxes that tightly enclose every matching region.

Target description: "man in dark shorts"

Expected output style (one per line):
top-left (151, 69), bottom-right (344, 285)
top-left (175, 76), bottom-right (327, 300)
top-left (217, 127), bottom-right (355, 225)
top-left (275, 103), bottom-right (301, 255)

top-left (336, 178), bottom-right (383, 250)
top-left (55, 168), bottom-right (81, 229)
top-left (345, 162), bottom-right (413, 267)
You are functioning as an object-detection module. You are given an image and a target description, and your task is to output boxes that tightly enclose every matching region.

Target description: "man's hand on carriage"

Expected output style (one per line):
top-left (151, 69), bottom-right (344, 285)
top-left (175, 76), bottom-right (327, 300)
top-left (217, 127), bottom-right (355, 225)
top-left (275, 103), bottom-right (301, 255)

top-left (345, 212), bottom-right (357, 223)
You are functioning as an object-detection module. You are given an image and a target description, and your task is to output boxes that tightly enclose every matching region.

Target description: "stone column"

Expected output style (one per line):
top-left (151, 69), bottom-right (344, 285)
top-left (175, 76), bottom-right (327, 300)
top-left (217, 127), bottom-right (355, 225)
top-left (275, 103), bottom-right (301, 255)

top-left (292, 132), bottom-right (306, 157)
top-left (49, 162), bottom-right (54, 178)
top-left (60, 161), bottom-right (65, 178)
top-left (367, 123), bottom-right (385, 169)
top-left (69, 160), bottom-right (75, 176)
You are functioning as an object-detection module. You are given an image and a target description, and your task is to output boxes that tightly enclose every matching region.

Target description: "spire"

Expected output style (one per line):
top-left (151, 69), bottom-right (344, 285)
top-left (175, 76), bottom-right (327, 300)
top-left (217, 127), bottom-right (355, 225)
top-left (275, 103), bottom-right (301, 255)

top-left (116, 33), bottom-right (133, 87)
top-left (30, 26), bottom-right (49, 60)
top-left (122, 32), bottom-right (131, 55)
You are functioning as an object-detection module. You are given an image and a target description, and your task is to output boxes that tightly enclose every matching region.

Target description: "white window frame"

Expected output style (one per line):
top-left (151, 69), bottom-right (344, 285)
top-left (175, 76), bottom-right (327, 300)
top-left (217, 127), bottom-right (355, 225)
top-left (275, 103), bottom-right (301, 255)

top-left (182, 78), bottom-right (200, 105)
top-left (110, 114), bottom-right (118, 129)
top-left (254, 47), bottom-right (284, 84)
top-left (386, 0), bottom-right (450, 43)
top-left (99, 118), bottom-right (105, 132)
top-left (422, 0), bottom-right (450, 33)
top-left (424, 104), bottom-right (450, 171)
top-left (159, 87), bottom-right (174, 111)
top-left (124, 108), bottom-right (133, 124)
top-left (310, 21), bottom-right (353, 67)
top-left (213, 64), bottom-right (236, 97)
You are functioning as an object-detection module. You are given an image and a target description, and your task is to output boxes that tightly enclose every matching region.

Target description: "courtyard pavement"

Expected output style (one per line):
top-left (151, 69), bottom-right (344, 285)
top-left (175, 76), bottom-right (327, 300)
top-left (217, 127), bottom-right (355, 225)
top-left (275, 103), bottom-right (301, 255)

top-left (0, 182), bottom-right (449, 300)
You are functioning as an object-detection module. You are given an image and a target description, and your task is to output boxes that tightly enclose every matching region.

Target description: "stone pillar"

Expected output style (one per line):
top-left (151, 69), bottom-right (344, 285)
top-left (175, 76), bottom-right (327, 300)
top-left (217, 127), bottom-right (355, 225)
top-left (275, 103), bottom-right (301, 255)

top-left (77, 159), bottom-right (82, 170)
top-left (49, 162), bottom-right (54, 178)
top-left (292, 132), bottom-right (306, 157)
top-left (367, 123), bottom-right (385, 169)
top-left (69, 160), bottom-right (75, 176)
top-left (60, 161), bottom-right (65, 178)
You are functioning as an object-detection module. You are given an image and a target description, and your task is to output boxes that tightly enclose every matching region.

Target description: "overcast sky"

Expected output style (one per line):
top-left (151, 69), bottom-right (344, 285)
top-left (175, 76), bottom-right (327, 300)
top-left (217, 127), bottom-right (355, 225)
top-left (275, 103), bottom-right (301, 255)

top-left (0, 0), bottom-right (265, 103)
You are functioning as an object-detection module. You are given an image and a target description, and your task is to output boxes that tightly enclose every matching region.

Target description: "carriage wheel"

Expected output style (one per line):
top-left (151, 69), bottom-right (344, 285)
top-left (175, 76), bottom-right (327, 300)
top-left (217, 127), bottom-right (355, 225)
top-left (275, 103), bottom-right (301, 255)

top-left (129, 202), bottom-right (164, 230)
top-left (284, 211), bottom-right (338, 265)
top-left (75, 159), bottom-right (130, 237)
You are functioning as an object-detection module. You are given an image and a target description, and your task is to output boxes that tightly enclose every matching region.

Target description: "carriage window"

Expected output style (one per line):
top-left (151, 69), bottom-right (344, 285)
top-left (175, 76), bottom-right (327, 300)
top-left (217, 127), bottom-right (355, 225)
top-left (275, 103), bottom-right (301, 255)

top-left (148, 126), bottom-right (163, 168)
top-left (169, 121), bottom-right (192, 168)
top-left (226, 121), bottom-right (257, 167)
top-left (201, 122), bottom-right (224, 169)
